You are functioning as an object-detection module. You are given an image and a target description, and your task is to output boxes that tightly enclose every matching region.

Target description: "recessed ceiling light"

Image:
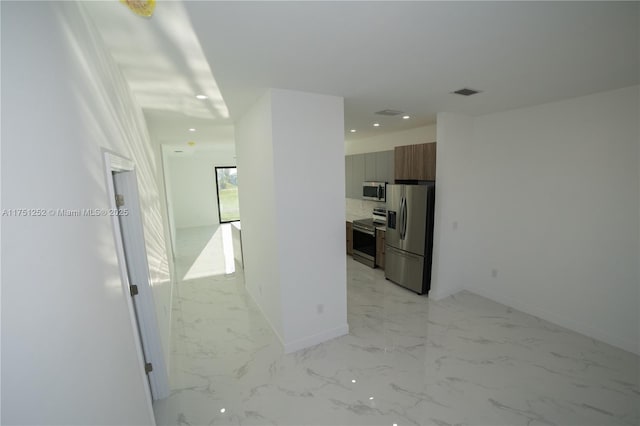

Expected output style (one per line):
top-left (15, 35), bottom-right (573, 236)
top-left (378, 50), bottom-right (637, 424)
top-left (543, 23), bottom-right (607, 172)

top-left (351, 379), bottom-right (357, 383)
top-left (369, 396), bottom-right (374, 400)
top-left (402, 115), bottom-right (410, 120)
top-left (189, 128), bottom-right (196, 132)
top-left (220, 408), bottom-right (226, 413)
top-left (350, 129), bottom-right (357, 133)
top-left (196, 94), bottom-right (208, 99)
top-left (373, 123), bottom-right (380, 127)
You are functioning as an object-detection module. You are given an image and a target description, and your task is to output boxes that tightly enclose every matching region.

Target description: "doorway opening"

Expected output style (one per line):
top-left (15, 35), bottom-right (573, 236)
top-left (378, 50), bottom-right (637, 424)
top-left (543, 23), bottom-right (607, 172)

top-left (214, 166), bottom-right (240, 223)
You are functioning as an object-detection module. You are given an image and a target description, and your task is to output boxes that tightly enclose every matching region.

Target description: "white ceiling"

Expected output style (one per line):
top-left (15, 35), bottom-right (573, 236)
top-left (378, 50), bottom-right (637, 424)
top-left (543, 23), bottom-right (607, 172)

top-left (88, 1), bottom-right (638, 144)
top-left (85, 0), bottom-right (231, 148)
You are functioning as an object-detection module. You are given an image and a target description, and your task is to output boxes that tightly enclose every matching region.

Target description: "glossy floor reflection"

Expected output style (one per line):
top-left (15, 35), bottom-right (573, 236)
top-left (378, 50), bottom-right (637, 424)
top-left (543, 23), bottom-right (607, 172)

top-left (174, 225), bottom-right (235, 280)
top-left (154, 237), bottom-right (639, 425)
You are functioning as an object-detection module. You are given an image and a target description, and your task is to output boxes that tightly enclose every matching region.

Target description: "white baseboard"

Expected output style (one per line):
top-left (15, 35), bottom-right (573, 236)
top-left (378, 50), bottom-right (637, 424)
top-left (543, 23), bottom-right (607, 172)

top-left (244, 284), bottom-right (286, 349)
top-left (429, 284), bottom-right (465, 301)
top-left (283, 324), bottom-right (350, 354)
top-left (467, 286), bottom-right (639, 356)
top-left (244, 283), bottom-right (349, 355)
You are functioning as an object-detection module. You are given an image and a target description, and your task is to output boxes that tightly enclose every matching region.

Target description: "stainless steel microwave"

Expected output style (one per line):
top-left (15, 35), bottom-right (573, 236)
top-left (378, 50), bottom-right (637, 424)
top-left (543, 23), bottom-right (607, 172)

top-left (362, 181), bottom-right (386, 202)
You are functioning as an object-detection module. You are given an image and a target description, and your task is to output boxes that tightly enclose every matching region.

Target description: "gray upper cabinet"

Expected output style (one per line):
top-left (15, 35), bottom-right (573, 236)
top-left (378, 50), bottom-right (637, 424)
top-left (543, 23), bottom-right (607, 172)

top-left (376, 150), bottom-right (394, 182)
top-left (351, 154), bottom-right (365, 198)
top-left (387, 150), bottom-right (395, 182)
top-left (375, 152), bottom-right (387, 182)
top-left (364, 153), bottom-right (377, 181)
top-left (345, 150), bottom-right (394, 199)
top-left (345, 155), bottom-right (352, 197)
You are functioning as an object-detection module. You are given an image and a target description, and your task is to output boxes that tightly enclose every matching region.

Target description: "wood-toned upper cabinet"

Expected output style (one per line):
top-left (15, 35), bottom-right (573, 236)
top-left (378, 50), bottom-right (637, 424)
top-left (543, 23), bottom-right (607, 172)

top-left (394, 145), bottom-right (413, 180)
top-left (414, 142), bottom-right (436, 180)
top-left (394, 142), bottom-right (436, 181)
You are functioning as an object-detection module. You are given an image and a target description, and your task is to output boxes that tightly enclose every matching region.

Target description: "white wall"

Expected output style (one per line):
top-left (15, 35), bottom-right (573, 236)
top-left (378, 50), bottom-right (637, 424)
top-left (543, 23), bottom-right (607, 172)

top-left (236, 89), bottom-right (348, 353)
top-left (160, 146), bottom-right (178, 257)
top-left (345, 124), bottom-right (436, 155)
top-left (235, 91), bottom-right (284, 341)
top-left (148, 123), bottom-right (235, 257)
top-left (1, 2), bottom-right (170, 423)
top-left (271, 89), bottom-right (348, 352)
top-left (430, 113), bottom-right (475, 300)
top-left (0, 2), bottom-right (4, 420)
top-left (167, 147), bottom-right (236, 230)
top-left (432, 86), bottom-right (640, 354)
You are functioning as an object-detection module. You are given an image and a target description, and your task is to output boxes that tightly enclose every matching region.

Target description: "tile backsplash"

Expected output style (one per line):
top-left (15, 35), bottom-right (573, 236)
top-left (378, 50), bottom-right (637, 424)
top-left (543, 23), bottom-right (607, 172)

top-left (346, 198), bottom-right (386, 222)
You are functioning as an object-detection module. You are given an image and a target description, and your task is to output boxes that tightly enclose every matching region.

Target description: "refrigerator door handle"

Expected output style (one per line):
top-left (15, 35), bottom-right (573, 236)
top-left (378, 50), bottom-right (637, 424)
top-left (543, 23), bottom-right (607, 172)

top-left (399, 198), bottom-right (404, 239)
top-left (400, 197), bottom-right (407, 240)
top-left (403, 197), bottom-right (408, 239)
top-left (398, 198), bottom-right (403, 240)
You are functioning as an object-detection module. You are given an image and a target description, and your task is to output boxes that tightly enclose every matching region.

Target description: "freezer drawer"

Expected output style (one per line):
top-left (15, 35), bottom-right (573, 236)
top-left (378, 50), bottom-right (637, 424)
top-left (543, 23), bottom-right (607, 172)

top-left (384, 245), bottom-right (427, 294)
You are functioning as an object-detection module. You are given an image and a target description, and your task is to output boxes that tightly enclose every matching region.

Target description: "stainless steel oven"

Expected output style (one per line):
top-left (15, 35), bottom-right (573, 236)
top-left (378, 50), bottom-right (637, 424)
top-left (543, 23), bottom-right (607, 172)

top-left (352, 219), bottom-right (377, 268)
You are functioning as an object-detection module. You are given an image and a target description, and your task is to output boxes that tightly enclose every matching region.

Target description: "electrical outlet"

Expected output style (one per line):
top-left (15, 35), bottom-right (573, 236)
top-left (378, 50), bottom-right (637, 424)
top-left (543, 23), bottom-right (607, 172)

top-left (452, 221), bottom-right (458, 230)
top-left (259, 286), bottom-right (263, 295)
top-left (317, 304), bottom-right (324, 314)
top-left (491, 269), bottom-right (498, 278)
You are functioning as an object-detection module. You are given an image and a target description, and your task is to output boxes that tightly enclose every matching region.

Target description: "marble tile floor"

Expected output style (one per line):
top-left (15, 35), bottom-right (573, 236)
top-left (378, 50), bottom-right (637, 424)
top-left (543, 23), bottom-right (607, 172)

top-left (173, 225), bottom-right (236, 281)
top-left (154, 237), bottom-right (638, 425)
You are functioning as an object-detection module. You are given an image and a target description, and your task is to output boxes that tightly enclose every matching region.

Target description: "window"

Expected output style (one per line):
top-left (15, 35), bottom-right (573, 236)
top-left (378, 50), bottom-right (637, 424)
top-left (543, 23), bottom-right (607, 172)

top-left (214, 167), bottom-right (240, 223)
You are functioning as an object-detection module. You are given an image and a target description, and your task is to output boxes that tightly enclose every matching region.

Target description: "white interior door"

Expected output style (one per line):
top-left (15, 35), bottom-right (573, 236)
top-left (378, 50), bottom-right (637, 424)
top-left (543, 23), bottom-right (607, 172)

top-left (105, 152), bottom-right (170, 403)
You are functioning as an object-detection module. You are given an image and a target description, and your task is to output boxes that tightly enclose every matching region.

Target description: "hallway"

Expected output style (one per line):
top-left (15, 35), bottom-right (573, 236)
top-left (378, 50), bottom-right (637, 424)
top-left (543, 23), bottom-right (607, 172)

top-left (173, 225), bottom-right (236, 281)
top-left (154, 228), bottom-right (639, 426)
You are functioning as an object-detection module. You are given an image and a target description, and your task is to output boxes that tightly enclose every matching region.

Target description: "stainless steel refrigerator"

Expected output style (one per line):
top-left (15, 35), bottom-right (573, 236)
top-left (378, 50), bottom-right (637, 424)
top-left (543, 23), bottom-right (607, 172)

top-left (385, 183), bottom-right (435, 294)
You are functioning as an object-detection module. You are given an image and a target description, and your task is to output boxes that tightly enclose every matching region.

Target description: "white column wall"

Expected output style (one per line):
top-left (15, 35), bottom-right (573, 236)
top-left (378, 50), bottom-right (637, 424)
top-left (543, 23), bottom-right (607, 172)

top-left (235, 92), bottom-right (285, 341)
top-left (430, 113), bottom-right (475, 300)
top-left (270, 89), bottom-right (348, 352)
top-left (235, 89), bottom-right (348, 353)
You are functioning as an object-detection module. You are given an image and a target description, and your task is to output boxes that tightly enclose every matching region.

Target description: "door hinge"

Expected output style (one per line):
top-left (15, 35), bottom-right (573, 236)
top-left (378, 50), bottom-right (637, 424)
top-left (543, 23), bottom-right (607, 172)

top-left (130, 284), bottom-right (139, 297)
top-left (144, 362), bottom-right (153, 374)
top-left (115, 194), bottom-right (125, 207)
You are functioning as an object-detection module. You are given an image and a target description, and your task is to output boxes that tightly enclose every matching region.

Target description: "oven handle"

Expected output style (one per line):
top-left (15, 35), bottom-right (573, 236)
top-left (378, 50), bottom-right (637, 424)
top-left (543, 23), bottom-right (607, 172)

top-left (352, 224), bottom-right (376, 236)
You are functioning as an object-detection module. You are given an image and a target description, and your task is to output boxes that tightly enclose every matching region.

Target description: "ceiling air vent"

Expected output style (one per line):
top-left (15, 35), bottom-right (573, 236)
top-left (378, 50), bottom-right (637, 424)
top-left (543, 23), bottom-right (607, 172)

top-left (375, 109), bottom-right (404, 116)
top-left (452, 88), bottom-right (481, 96)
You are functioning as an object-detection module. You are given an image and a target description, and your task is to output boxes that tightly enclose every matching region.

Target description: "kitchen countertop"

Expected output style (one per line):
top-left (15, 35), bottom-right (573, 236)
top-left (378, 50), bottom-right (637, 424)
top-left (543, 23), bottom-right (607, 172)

top-left (346, 214), bottom-right (367, 223)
